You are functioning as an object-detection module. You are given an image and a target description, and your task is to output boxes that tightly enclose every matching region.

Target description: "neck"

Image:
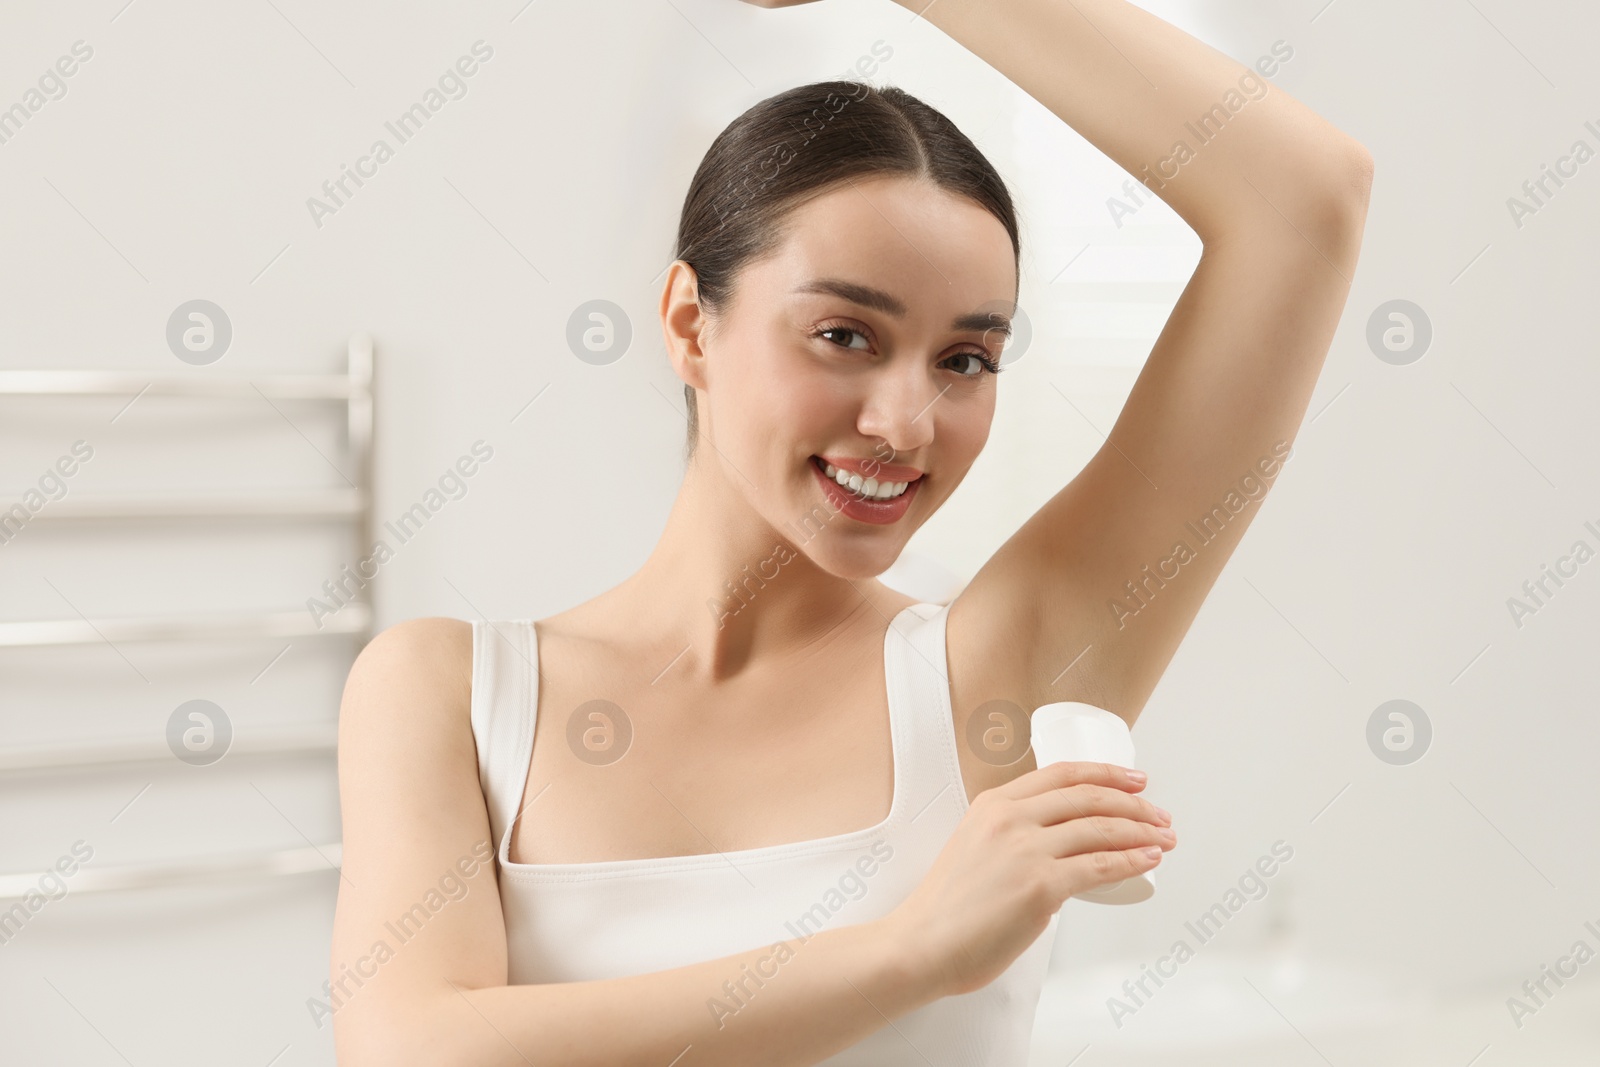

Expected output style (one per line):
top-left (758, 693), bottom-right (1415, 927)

top-left (611, 448), bottom-right (904, 683)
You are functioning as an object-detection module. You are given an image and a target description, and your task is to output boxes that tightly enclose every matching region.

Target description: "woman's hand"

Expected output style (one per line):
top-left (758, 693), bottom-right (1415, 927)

top-left (880, 760), bottom-right (1174, 998)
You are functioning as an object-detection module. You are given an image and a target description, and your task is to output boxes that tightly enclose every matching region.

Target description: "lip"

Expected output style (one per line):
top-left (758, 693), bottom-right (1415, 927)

top-left (809, 455), bottom-right (922, 525)
top-left (814, 454), bottom-right (925, 482)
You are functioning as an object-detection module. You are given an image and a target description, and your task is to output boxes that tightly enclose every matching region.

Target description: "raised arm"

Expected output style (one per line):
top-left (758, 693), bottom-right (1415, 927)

top-left (911, 0), bottom-right (1375, 724)
top-left (330, 618), bottom-right (944, 1067)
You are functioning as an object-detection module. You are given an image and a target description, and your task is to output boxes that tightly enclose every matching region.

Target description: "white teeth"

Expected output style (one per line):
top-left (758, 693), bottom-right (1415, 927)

top-left (819, 460), bottom-right (910, 500)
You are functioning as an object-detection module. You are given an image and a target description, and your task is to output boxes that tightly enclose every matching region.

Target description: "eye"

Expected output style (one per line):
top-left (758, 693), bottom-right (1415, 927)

top-left (814, 322), bottom-right (873, 352)
top-left (943, 350), bottom-right (1004, 377)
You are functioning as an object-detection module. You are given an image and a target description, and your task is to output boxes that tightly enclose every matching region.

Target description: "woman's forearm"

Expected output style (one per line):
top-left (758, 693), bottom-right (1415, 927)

top-left (894, 0), bottom-right (1370, 243)
top-left (387, 918), bottom-right (942, 1067)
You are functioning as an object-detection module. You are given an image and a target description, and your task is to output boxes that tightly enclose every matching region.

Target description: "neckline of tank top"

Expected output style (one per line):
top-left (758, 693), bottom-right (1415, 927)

top-left (494, 599), bottom-right (951, 878)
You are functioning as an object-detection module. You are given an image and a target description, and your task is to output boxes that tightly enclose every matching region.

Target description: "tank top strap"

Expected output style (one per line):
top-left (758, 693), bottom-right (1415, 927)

top-left (882, 600), bottom-right (971, 827)
top-left (469, 618), bottom-right (537, 860)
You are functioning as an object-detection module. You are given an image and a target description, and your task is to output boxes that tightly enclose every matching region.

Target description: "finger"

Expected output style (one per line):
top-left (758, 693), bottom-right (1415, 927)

top-left (1051, 844), bottom-right (1165, 899)
top-left (1019, 781), bottom-right (1169, 830)
top-left (995, 758), bottom-right (1145, 801)
top-left (1041, 813), bottom-right (1175, 862)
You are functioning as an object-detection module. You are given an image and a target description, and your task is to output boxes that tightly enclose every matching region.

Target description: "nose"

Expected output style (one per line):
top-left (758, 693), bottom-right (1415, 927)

top-left (855, 362), bottom-right (939, 457)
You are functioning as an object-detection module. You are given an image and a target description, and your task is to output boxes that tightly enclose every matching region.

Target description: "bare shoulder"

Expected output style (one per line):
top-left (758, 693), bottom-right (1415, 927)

top-left (338, 616), bottom-right (476, 772)
top-left (343, 617), bottom-right (474, 708)
top-left (356, 614), bottom-right (474, 668)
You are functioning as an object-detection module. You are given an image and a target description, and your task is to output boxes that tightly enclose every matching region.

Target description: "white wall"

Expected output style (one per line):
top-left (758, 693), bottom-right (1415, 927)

top-left (1, 0), bottom-right (1595, 1063)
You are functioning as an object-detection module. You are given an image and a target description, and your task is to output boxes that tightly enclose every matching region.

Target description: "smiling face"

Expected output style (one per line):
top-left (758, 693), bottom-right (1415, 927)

top-left (664, 172), bottom-right (1019, 580)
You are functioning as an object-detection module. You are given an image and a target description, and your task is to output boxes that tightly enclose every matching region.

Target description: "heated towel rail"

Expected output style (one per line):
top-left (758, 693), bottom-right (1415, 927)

top-left (0, 334), bottom-right (375, 897)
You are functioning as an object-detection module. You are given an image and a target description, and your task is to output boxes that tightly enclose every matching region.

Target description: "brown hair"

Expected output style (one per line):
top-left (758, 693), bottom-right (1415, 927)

top-left (672, 80), bottom-right (1020, 461)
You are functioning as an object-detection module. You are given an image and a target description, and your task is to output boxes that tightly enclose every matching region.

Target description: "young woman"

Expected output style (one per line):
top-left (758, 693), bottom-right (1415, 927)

top-left (330, 0), bottom-right (1371, 1063)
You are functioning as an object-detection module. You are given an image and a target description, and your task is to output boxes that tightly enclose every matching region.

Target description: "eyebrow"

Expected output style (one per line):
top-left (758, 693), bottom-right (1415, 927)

top-left (792, 277), bottom-right (1011, 335)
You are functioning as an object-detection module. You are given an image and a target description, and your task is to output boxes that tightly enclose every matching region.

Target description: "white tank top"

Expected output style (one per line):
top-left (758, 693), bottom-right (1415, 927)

top-left (469, 601), bottom-right (1057, 1064)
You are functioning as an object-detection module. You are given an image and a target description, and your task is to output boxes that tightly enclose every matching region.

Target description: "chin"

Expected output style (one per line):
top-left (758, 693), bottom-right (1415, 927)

top-left (804, 541), bottom-right (904, 582)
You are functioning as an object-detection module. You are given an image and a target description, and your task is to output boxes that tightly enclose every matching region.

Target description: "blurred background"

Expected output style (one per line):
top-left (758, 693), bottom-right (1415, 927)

top-left (1, 0), bottom-right (1596, 1063)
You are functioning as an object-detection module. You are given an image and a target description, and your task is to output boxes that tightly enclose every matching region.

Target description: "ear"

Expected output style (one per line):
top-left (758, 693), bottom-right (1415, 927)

top-left (660, 259), bottom-right (711, 392)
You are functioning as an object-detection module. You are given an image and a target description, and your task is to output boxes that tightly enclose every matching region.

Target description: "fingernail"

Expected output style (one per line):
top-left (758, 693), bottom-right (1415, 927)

top-left (1141, 846), bottom-right (1163, 860)
top-left (1155, 805), bottom-right (1171, 823)
top-left (1126, 769), bottom-right (1148, 783)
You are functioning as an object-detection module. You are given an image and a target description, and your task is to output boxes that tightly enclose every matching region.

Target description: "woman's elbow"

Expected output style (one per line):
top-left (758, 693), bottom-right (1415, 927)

top-left (333, 998), bottom-right (466, 1067)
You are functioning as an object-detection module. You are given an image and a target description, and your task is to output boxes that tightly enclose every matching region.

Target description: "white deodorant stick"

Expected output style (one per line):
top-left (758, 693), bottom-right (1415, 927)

top-left (1030, 702), bottom-right (1157, 905)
